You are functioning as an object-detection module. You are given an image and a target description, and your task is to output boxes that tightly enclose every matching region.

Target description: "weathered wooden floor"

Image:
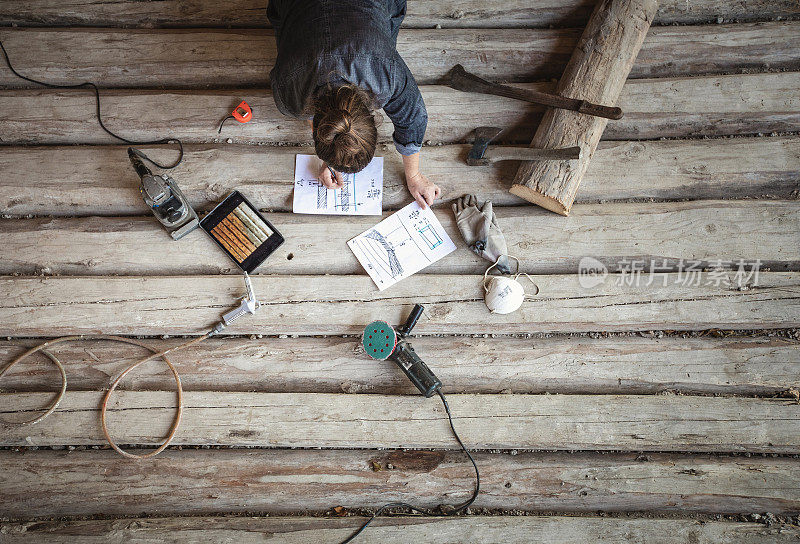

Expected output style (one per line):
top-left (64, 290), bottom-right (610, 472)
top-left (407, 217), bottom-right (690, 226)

top-left (1, 1), bottom-right (799, 542)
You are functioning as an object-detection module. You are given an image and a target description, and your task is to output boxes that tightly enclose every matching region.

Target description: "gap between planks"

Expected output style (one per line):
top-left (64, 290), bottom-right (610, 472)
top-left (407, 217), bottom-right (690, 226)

top-left (0, 23), bottom-right (798, 87)
top-left (1, 136), bottom-right (798, 216)
top-left (2, 391), bottom-right (799, 452)
top-left (1, 449), bottom-right (799, 517)
top-left (1, 335), bottom-right (797, 396)
top-left (0, 515), bottom-right (797, 543)
top-left (2, 200), bottom-right (799, 276)
top-left (1, 273), bottom-right (797, 336)
top-left (1, 0), bottom-right (798, 28)
top-left (0, 72), bottom-right (798, 145)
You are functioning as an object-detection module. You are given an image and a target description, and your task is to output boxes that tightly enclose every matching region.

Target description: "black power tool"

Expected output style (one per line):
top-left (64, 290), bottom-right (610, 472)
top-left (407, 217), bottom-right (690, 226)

top-left (362, 304), bottom-right (442, 397)
top-left (345, 305), bottom-right (479, 544)
top-left (128, 148), bottom-right (199, 240)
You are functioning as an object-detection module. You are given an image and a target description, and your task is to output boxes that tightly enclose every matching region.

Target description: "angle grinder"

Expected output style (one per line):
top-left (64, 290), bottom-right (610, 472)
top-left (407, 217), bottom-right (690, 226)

top-left (362, 304), bottom-right (442, 397)
top-left (128, 148), bottom-right (199, 239)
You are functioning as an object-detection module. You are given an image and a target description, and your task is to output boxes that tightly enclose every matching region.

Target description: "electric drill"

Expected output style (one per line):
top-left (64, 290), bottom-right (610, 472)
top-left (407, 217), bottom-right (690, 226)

top-left (362, 304), bottom-right (442, 397)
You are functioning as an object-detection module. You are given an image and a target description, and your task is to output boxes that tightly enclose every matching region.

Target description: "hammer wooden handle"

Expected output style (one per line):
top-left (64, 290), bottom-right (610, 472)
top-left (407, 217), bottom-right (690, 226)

top-left (447, 64), bottom-right (623, 120)
top-left (469, 146), bottom-right (582, 165)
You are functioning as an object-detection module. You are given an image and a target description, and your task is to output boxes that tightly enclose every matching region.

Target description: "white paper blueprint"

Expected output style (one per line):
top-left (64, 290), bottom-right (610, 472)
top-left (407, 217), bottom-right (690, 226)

top-left (348, 202), bottom-right (456, 290)
top-left (292, 154), bottom-right (383, 215)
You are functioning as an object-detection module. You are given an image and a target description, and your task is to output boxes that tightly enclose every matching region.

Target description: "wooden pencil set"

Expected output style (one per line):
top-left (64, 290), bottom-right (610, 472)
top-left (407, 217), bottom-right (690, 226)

top-left (200, 191), bottom-right (284, 273)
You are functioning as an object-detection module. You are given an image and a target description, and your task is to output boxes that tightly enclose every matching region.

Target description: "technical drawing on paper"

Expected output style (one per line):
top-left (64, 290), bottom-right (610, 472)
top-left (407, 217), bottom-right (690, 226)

top-left (348, 202), bottom-right (456, 290)
top-left (417, 223), bottom-right (443, 250)
top-left (364, 229), bottom-right (404, 278)
top-left (293, 154), bottom-right (383, 215)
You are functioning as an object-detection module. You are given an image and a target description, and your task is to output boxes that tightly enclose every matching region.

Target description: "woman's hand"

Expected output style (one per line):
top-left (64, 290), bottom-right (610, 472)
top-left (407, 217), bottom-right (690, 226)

top-left (402, 152), bottom-right (440, 208)
top-left (319, 161), bottom-right (345, 189)
top-left (406, 171), bottom-right (441, 209)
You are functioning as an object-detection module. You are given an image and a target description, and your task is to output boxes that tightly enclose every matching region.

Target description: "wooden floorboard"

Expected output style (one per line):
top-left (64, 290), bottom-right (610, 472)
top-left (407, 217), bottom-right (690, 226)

top-left (1, 73), bottom-right (797, 145)
top-left (2, 449), bottom-right (798, 517)
top-left (0, 24), bottom-right (797, 87)
top-left (4, 201), bottom-right (798, 276)
top-left (1, 136), bottom-right (799, 216)
top-left (1, 273), bottom-right (797, 337)
top-left (2, 335), bottom-right (796, 396)
top-left (3, 391), bottom-right (799, 452)
top-left (1, 0), bottom-right (797, 28)
top-left (1, 6), bottom-right (798, 533)
top-left (1, 516), bottom-right (796, 544)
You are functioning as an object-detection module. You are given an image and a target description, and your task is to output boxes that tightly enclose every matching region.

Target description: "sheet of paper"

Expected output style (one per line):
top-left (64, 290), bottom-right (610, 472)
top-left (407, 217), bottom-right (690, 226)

top-left (292, 154), bottom-right (383, 215)
top-left (348, 202), bottom-right (457, 290)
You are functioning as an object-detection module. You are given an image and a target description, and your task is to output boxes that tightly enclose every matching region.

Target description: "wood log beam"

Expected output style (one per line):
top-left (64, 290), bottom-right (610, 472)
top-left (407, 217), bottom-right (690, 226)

top-left (2, 136), bottom-right (798, 216)
top-left (0, 24), bottom-right (797, 87)
top-left (2, 449), bottom-right (798, 517)
top-left (1, 273), bottom-right (797, 336)
top-left (2, 73), bottom-right (796, 146)
top-left (510, 0), bottom-right (658, 214)
top-left (2, 391), bottom-right (800, 452)
top-left (1, 516), bottom-right (796, 543)
top-left (1, 335), bottom-right (796, 396)
top-left (2, 201), bottom-right (798, 276)
top-left (1, 0), bottom-right (798, 28)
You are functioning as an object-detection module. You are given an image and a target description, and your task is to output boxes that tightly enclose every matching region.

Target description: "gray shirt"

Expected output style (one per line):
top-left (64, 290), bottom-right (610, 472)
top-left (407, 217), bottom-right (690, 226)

top-left (267, 0), bottom-right (427, 155)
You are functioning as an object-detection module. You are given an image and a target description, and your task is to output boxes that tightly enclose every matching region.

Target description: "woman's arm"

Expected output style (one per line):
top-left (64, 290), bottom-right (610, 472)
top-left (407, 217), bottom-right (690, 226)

top-left (403, 152), bottom-right (440, 209)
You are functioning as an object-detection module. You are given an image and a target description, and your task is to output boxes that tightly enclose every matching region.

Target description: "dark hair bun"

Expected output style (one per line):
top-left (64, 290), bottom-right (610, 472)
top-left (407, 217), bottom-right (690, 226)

top-left (313, 85), bottom-right (378, 174)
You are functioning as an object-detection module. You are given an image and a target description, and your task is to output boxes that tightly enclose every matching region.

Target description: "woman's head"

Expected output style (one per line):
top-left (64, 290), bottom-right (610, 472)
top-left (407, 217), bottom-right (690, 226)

top-left (312, 84), bottom-right (378, 174)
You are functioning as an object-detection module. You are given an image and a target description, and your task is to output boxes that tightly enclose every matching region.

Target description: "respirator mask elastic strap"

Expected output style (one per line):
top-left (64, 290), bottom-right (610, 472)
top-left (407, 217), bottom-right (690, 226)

top-left (483, 255), bottom-right (521, 292)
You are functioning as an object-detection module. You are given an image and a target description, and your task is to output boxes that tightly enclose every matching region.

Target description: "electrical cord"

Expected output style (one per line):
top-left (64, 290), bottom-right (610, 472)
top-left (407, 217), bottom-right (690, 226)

top-left (339, 389), bottom-right (481, 544)
top-left (0, 39), bottom-right (182, 169)
top-left (0, 334), bottom-right (215, 458)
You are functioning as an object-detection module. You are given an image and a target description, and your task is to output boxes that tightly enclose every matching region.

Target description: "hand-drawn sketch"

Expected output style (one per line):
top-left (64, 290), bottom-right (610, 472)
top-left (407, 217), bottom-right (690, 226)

top-left (348, 202), bottom-right (456, 290)
top-left (293, 154), bottom-right (383, 215)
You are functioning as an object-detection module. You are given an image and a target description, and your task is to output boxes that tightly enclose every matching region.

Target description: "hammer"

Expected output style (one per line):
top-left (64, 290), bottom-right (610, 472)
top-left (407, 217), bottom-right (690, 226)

top-left (445, 64), bottom-right (623, 121)
top-left (467, 127), bottom-right (582, 166)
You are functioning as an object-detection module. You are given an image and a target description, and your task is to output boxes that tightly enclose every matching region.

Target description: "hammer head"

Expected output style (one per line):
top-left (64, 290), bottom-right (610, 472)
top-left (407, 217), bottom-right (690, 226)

top-left (467, 126), bottom-right (502, 166)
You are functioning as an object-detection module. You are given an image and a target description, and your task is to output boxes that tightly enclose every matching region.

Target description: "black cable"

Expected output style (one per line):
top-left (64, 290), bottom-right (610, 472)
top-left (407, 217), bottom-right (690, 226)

top-left (339, 389), bottom-right (481, 544)
top-left (0, 40), bottom-right (182, 169)
top-left (218, 115), bottom-right (235, 134)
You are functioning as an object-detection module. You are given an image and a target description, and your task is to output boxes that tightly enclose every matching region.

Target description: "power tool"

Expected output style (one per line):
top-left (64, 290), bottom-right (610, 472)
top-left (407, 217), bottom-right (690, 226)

top-left (128, 148), bottom-right (199, 240)
top-left (362, 304), bottom-right (442, 397)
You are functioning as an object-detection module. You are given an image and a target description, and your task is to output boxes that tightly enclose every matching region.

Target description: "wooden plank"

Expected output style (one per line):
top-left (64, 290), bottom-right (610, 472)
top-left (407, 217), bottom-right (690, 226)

top-left (2, 335), bottom-right (797, 396)
top-left (1, 516), bottom-right (796, 544)
top-left (1, 73), bottom-right (796, 146)
top-left (3, 391), bottom-right (799, 452)
top-left (3, 136), bottom-right (798, 216)
top-left (1, 0), bottom-right (797, 28)
top-left (1, 273), bottom-right (797, 337)
top-left (1, 449), bottom-right (798, 517)
top-left (2, 273), bottom-right (797, 336)
top-left (3, 201), bottom-right (799, 276)
top-left (0, 24), bottom-right (798, 88)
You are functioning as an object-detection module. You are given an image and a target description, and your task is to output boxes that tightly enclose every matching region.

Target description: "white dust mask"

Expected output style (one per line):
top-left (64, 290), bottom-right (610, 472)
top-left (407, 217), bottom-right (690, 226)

top-left (483, 256), bottom-right (538, 314)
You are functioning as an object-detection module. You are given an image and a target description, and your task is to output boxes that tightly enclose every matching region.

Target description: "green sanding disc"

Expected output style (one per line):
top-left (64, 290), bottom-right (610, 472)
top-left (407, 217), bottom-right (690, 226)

top-left (362, 321), bottom-right (396, 360)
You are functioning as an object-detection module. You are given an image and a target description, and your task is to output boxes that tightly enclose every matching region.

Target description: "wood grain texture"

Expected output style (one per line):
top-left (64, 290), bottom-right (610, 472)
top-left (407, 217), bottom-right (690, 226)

top-left (1, 0), bottom-right (798, 28)
top-left (510, 0), bottom-right (657, 214)
top-left (1, 516), bottom-right (796, 544)
top-left (0, 76), bottom-right (791, 146)
top-left (0, 24), bottom-right (797, 88)
top-left (1, 73), bottom-right (797, 146)
top-left (1, 273), bottom-right (797, 337)
top-left (3, 201), bottom-right (799, 276)
top-left (2, 335), bottom-right (797, 396)
top-left (2, 136), bottom-right (798, 216)
top-left (3, 391), bottom-right (799, 452)
top-left (2, 449), bottom-right (798, 517)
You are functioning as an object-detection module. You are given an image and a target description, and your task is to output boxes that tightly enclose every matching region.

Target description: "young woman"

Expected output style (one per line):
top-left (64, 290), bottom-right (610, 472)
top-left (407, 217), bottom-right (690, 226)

top-left (267, 0), bottom-right (441, 208)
